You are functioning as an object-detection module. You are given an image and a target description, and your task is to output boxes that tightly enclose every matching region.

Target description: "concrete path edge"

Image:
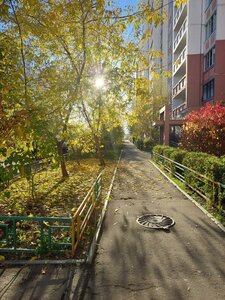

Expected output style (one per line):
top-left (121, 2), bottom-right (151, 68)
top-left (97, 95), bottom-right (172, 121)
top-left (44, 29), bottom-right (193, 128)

top-left (86, 150), bottom-right (123, 264)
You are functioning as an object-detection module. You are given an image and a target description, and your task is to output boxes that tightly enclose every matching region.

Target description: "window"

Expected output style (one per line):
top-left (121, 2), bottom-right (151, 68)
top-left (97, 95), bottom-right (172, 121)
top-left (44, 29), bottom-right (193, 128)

top-left (205, 12), bottom-right (216, 40)
top-left (203, 79), bottom-right (214, 101)
top-left (204, 46), bottom-right (215, 70)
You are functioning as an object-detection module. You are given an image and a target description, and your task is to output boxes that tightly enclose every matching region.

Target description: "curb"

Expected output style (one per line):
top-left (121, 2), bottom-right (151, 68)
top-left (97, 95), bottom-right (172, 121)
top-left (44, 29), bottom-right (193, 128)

top-left (86, 150), bottom-right (123, 264)
top-left (149, 160), bottom-right (225, 234)
top-left (0, 259), bottom-right (84, 267)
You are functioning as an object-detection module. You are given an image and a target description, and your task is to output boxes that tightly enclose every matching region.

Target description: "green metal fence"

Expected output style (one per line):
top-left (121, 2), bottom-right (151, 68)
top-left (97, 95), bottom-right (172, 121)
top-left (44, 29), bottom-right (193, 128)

top-left (153, 152), bottom-right (225, 209)
top-left (0, 172), bottom-right (102, 256)
top-left (0, 216), bottom-right (71, 254)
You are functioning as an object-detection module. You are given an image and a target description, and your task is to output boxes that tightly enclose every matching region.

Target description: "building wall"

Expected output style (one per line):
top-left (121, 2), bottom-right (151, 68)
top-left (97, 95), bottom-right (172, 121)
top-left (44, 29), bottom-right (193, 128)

top-left (214, 40), bottom-right (225, 100)
top-left (203, 0), bottom-right (225, 105)
top-left (173, 0), bottom-right (225, 118)
top-left (141, 0), bottom-right (225, 146)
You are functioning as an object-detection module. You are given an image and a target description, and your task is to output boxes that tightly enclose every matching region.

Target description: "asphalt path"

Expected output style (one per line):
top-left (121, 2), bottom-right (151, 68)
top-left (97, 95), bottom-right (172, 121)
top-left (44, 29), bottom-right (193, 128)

top-left (0, 264), bottom-right (80, 300)
top-left (81, 142), bottom-right (225, 300)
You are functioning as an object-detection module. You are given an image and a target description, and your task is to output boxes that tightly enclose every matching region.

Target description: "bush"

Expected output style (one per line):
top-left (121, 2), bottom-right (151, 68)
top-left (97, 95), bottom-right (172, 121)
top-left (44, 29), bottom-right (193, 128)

top-left (153, 146), bottom-right (225, 208)
top-left (153, 145), bottom-right (173, 163)
top-left (135, 138), bottom-right (144, 150)
top-left (204, 156), bottom-right (225, 207)
top-left (180, 103), bottom-right (225, 156)
top-left (163, 147), bottom-right (177, 159)
top-left (204, 156), bottom-right (225, 183)
top-left (153, 145), bottom-right (172, 155)
top-left (182, 152), bottom-right (212, 173)
top-left (143, 137), bottom-right (154, 152)
top-left (182, 151), bottom-right (211, 182)
top-left (170, 149), bottom-right (188, 164)
top-left (182, 152), bottom-right (219, 206)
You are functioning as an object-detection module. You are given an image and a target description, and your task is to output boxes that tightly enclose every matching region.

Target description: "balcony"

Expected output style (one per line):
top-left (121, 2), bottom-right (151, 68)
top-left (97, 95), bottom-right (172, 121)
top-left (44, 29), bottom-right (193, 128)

top-left (173, 4), bottom-right (187, 30)
top-left (172, 102), bottom-right (186, 119)
top-left (173, 18), bottom-right (187, 52)
top-left (173, 76), bottom-right (186, 98)
top-left (173, 47), bottom-right (187, 75)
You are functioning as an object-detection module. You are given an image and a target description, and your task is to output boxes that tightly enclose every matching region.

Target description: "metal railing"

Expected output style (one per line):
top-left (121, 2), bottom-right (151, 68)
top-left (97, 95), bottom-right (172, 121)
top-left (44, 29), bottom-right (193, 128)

top-left (173, 76), bottom-right (186, 98)
top-left (153, 152), bottom-right (224, 209)
top-left (173, 47), bottom-right (187, 74)
top-left (71, 172), bottom-right (102, 256)
top-left (174, 18), bottom-right (187, 51)
top-left (0, 216), bottom-right (71, 254)
top-left (0, 172), bottom-right (102, 256)
top-left (172, 102), bottom-right (186, 119)
top-left (173, 4), bottom-right (186, 28)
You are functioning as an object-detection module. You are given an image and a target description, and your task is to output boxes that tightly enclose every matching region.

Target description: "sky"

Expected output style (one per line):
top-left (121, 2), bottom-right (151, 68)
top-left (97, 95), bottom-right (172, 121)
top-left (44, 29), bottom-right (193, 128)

top-left (112, 0), bottom-right (139, 40)
top-left (113, 0), bottom-right (138, 9)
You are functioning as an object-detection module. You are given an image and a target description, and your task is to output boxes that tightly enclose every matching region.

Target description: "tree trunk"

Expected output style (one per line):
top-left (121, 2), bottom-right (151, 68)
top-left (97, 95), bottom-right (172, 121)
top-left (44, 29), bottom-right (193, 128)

top-left (57, 140), bottom-right (69, 177)
top-left (94, 135), bottom-right (105, 167)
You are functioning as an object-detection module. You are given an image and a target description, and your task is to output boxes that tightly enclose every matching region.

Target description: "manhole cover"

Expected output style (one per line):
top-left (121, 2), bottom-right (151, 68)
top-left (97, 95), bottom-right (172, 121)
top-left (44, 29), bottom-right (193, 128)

top-left (136, 214), bottom-right (175, 230)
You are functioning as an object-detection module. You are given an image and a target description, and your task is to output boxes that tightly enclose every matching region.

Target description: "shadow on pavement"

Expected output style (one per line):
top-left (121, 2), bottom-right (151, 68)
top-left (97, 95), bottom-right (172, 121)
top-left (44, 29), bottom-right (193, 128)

top-left (78, 142), bottom-right (225, 300)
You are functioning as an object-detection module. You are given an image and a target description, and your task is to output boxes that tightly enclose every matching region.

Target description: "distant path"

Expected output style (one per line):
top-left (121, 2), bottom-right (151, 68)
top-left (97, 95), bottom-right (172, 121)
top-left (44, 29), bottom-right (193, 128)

top-left (82, 142), bottom-right (225, 300)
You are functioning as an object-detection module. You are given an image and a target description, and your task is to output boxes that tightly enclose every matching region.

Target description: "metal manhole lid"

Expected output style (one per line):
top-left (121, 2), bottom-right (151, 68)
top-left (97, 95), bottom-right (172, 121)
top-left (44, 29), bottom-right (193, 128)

top-left (136, 214), bottom-right (175, 230)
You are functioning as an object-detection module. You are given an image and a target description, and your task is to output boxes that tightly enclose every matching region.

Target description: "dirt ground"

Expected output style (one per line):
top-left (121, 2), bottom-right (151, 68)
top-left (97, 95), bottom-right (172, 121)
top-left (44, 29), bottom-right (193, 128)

top-left (80, 142), bottom-right (225, 300)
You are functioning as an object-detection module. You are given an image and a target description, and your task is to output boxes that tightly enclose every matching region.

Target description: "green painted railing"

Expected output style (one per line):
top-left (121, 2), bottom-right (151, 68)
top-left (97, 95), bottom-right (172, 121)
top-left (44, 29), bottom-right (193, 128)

top-left (0, 172), bottom-right (102, 256)
top-left (153, 152), bottom-right (225, 209)
top-left (0, 216), bottom-right (71, 254)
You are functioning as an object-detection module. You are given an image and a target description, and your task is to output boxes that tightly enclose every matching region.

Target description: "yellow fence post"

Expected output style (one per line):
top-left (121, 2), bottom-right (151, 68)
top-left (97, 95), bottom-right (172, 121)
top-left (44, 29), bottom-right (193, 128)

top-left (77, 215), bottom-right (81, 240)
top-left (71, 218), bottom-right (75, 256)
top-left (92, 190), bottom-right (95, 207)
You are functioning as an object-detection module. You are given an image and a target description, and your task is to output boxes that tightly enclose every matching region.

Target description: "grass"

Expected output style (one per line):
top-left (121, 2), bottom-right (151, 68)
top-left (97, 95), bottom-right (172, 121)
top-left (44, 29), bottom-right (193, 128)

top-left (0, 157), bottom-right (119, 259)
top-left (0, 158), bottom-right (117, 218)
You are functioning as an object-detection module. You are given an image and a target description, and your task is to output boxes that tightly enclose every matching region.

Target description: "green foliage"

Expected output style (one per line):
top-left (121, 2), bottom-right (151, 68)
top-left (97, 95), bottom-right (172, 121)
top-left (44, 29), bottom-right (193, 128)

top-left (182, 152), bottom-right (225, 207)
top-left (153, 145), bottom-right (225, 209)
top-left (182, 152), bottom-right (212, 174)
top-left (128, 77), bottom-right (169, 142)
top-left (163, 148), bottom-right (177, 159)
top-left (135, 138), bottom-right (144, 150)
top-left (204, 157), bottom-right (225, 183)
top-left (0, 0), bottom-right (188, 174)
top-left (143, 137), bottom-right (154, 152)
top-left (152, 145), bottom-right (170, 163)
top-left (170, 149), bottom-right (188, 164)
top-left (102, 126), bottom-right (124, 150)
top-left (153, 145), bottom-right (171, 155)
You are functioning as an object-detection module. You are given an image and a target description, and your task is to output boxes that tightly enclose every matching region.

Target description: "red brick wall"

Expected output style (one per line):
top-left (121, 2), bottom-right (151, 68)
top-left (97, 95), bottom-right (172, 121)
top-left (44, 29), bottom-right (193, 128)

top-left (186, 54), bottom-right (204, 110)
top-left (214, 40), bottom-right (225, 101)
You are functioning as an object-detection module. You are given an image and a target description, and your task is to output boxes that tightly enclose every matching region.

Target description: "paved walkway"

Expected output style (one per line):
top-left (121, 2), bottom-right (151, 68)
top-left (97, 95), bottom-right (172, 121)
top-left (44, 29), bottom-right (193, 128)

top-left (81, 142), bottom-right (225, 300)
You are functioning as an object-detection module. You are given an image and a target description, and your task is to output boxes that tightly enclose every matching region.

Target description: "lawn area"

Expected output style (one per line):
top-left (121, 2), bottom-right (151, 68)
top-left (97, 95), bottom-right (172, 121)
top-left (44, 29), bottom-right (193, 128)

top-left (0, 158), bottom-right (117, 218)
top-left (0, 157), bottom-right (118, 258)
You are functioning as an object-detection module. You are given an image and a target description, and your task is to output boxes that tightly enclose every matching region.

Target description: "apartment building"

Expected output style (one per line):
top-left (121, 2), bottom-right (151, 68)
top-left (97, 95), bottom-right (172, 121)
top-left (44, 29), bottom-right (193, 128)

top-left (146, 0), bottom-right (225, 146)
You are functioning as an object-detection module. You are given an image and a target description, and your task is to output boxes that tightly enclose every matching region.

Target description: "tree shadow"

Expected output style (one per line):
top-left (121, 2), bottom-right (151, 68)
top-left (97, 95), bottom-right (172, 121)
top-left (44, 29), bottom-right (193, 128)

top-left (77, 142), bottom-right (225, 300)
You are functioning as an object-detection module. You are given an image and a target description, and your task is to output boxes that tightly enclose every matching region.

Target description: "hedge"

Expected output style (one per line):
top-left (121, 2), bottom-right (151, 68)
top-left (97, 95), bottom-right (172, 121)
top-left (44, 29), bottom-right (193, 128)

top-left (134, 137), bottom-right (155, 152)
top-left (152, 146), bottom-right (225, 207)
top-left (170, 149), bottom-right (188, 164)
top-left (143, 137), bottom-right (154, 152)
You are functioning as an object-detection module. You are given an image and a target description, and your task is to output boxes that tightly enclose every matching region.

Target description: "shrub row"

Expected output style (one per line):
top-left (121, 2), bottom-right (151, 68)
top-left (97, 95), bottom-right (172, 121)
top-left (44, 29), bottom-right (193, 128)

top-left (133, 137), bottom-right (154, 152)
top-left (153, 145), bottom-right (225, 208)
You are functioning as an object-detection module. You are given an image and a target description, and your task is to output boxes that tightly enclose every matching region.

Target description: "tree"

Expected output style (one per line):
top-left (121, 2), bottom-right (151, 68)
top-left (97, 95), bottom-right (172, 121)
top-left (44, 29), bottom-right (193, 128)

top-left (0, 0), bottom-right (186, 174)
top-left (128, 76), bottom-right (170, 141)
top-left (180, 103), bottom-right (225, 156)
